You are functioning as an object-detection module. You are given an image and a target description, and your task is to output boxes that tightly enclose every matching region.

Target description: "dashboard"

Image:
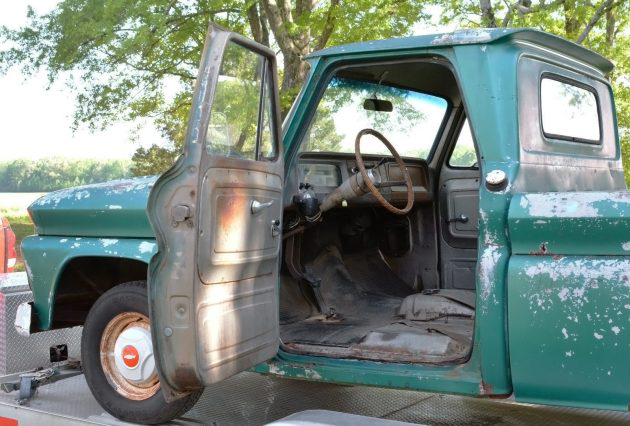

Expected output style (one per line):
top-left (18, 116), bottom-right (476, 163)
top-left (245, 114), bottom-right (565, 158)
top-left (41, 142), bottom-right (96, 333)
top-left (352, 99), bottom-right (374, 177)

top-left (290, 152), bottom-right (433, 209)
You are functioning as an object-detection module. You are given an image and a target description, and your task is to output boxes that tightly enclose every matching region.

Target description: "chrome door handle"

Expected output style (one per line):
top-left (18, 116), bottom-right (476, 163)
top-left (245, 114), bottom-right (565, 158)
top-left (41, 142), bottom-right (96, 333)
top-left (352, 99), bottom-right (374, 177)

top-left (251, 199), bottom-right (274, 214)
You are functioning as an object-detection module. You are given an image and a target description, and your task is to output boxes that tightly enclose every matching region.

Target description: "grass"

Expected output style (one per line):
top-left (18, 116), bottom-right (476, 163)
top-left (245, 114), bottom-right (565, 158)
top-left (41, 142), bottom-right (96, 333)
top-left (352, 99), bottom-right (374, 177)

top-left (1, 193), bottom-right (43, 272)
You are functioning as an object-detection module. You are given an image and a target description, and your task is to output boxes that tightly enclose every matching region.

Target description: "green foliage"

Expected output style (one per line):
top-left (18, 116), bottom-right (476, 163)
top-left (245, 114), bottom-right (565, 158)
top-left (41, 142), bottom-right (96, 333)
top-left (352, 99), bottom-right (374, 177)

top-left (436, 0), bottom-right (630, 183)
top-left (0, 0), bottom-right (425, 174)
top-left (0, 158), bottom-right (132, 192)
top-left (130, 145), bottom-right (178, 176)
top-left (449, 146), bottom-right (477, 167)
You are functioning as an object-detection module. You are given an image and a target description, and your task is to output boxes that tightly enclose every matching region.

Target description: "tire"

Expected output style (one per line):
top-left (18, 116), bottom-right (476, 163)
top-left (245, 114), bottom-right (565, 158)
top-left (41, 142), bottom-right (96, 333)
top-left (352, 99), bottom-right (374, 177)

top-left (81, 281), bottom-right (202, 424)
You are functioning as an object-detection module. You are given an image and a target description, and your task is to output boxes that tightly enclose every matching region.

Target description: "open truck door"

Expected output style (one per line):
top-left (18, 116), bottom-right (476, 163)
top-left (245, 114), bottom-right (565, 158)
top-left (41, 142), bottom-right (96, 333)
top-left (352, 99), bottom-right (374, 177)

top-left (147, 25), bottom-right (283, 398)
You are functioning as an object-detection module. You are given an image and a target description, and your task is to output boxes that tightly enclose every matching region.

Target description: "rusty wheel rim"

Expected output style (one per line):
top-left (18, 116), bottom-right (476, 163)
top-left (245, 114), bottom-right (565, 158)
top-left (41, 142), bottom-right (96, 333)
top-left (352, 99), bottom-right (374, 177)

top-left (100, 312), bottom-right (160, 401)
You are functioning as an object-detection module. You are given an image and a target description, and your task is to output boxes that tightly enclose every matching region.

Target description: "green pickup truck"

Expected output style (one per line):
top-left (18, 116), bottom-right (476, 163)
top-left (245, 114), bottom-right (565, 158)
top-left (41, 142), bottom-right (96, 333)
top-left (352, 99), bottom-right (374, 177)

top-left (17, 26), bottom-right (629, 424)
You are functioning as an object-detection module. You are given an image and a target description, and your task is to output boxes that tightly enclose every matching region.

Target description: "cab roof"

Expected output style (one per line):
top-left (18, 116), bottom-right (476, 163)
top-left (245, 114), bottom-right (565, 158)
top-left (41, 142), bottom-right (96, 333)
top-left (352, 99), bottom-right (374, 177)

top-left (307, 28), bottom-right (614, 75)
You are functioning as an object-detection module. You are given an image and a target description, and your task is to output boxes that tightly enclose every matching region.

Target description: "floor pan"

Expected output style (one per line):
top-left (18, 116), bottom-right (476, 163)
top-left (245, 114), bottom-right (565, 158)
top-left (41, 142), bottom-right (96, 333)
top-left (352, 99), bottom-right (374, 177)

top-left (280, 245), bottom-right (473, 364)
top-left (283, 317), bottom-right (473, 363)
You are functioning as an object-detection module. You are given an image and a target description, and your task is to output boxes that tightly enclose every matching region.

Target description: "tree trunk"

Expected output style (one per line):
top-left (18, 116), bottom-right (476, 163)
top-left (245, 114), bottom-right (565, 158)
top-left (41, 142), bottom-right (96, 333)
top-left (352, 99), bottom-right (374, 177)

top-left (563, 0), bottom-right (580, 40)
top-left (260, 0), bottom-right (313, 116)
top-left (605, 4), bottom-right (616, 45)
top-left (280, 51), bottom-right (310, 110)
top-left (480, 0), bottom-right (497, 27)
top-left (247, 3), bottom-right (270, 47)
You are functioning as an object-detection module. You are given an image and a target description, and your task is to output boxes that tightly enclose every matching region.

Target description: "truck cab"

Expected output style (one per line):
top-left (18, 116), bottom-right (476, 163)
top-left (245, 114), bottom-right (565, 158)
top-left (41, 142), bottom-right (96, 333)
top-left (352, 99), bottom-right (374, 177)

top-left (20, 26), bottom-right (629, 424)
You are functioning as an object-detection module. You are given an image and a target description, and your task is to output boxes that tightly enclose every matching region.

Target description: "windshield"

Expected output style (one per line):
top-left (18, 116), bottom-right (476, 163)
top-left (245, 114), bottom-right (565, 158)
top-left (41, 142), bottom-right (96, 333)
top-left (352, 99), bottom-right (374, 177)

top-left (301, 76), bottom-right (448, 159)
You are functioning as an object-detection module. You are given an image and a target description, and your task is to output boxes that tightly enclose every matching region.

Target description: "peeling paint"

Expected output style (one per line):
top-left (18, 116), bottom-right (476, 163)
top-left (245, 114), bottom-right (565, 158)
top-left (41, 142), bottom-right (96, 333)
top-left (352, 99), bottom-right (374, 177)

top-left (139, 241), bottom-right (156, 254)
top-left (525, 258), bottom-right (630, 283)
top-left (558, 288), bottom-right (569, 302)
top-left (520, 192), bottom-right (630, 219)
top-left (33, 176), bottom-right (156, 207)
top-left (431, 29), bottom-right (493, 45)
top-left (622, 242), bottom-right (630, 251)
top-left (100, 239), bottom-right (119, 247)
top-left (594, 332), bottom-right (603, 340)
top-left (479, 246), bottom-right (501, 304)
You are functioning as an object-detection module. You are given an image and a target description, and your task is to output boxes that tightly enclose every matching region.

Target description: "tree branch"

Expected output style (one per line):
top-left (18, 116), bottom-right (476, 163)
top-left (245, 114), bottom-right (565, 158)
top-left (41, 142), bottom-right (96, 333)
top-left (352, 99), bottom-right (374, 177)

top-left (315, 0), bottom-right (340, 50)
top-left (516, 0), bottom-right (565, 15)
top-left (576, 0), bottom-right (617, 44)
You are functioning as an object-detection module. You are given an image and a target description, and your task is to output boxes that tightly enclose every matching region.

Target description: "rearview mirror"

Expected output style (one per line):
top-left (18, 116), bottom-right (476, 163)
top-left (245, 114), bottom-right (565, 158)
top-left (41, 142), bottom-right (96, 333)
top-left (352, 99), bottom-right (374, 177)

top-left (363, 98), bottom-right (393, 112)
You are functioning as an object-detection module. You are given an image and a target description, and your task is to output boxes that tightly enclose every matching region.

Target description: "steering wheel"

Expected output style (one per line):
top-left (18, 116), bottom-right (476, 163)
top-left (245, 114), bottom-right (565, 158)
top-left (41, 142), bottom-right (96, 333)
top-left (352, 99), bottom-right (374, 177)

top-left (355, 128), bottom-right (414, 215)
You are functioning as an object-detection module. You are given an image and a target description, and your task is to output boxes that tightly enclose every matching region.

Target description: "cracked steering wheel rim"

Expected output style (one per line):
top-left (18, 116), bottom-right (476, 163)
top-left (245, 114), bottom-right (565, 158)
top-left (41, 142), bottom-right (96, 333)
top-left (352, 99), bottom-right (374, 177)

top-left (355, 128), bottom-right (414, 215)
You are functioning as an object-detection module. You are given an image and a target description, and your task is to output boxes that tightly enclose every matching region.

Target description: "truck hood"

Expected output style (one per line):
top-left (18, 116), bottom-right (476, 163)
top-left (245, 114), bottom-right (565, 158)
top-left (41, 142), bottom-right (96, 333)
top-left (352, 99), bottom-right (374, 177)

top-left (29, 176), bottom-right (157, 238)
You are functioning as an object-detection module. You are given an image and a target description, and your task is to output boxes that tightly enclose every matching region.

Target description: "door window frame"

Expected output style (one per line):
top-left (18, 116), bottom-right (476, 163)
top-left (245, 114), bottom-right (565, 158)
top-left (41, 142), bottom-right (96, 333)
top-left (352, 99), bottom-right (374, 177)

top-left (199, 36), bottom-right (283, 166)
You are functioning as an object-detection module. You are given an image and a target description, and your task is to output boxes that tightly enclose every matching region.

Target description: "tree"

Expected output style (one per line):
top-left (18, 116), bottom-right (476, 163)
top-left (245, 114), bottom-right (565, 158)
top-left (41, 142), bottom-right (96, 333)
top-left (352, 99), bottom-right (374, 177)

top-left (1, 0), bottom-right (425, 175)
top-left (0, 158), bottom-right (131, 191)
top-left (436, 0), bottom-right (630, 186)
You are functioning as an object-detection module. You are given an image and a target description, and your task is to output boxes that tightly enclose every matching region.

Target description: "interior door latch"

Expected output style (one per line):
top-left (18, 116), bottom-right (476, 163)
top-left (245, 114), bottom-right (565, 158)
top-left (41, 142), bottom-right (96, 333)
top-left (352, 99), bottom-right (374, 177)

top-left (171, 204), bottom-right (192, 227)
top-left (447, 214), bottom-right (469, 224)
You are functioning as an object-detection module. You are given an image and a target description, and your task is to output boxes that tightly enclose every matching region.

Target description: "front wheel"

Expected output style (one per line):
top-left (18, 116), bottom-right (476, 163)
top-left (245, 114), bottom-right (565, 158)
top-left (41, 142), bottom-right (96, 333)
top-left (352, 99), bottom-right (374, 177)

top-left (81, 281), bottom-right (202, 424)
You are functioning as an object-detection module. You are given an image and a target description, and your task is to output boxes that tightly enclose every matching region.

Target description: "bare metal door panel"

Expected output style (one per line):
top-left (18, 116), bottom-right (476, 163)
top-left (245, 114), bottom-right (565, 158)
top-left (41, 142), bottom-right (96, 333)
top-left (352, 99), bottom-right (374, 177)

top-left (196, 277), bottom-right (277, 380)
top-left (147, 26), bottom-right (283, 397)
top-left (198, 167), bottom-right (282, 284)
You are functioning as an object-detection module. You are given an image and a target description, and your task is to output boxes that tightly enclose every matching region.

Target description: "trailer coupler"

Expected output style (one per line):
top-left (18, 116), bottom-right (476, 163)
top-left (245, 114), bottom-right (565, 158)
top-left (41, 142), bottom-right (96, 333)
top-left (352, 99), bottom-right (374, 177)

top-left (1, 358), bottom-right (82, 405)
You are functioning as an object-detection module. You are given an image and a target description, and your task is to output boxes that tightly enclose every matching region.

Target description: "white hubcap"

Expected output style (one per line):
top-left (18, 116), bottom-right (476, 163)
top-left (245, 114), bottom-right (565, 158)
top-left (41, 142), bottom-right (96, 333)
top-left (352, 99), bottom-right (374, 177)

top-left (113, 326), bottom-right (156, 384)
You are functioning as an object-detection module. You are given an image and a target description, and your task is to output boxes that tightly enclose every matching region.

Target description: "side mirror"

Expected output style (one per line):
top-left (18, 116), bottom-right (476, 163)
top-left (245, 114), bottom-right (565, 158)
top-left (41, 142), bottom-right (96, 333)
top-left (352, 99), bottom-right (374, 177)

top-left (363, 98), bottom-right (393, 112)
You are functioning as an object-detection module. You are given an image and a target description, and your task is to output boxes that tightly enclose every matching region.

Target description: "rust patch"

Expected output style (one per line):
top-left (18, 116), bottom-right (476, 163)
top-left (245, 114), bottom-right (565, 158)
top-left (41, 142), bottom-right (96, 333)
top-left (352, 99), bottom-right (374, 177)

top-left (530, 242), bottom-right (553, 256)
top-left (217, 194), bottom-right (247, 239)
top-left (481, 381), bottom-right (493, 395)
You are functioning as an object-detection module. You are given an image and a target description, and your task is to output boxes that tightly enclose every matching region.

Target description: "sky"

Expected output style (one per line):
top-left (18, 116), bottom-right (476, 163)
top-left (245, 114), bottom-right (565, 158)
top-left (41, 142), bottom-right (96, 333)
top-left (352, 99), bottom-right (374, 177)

top-left (0, 1), bottom-right (167, 161)
top-left (0, 2), bottom-right (449, 162)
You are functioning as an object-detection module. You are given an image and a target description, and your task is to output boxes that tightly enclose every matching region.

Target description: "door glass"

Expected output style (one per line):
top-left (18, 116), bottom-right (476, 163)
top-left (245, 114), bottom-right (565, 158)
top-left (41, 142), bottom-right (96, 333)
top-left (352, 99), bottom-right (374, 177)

top-left (449, 119), bottom-right (477, 168)
top-left (206, 42), bottom-right (265, 159)
top-left (259, 71), bottom-right (277, 160)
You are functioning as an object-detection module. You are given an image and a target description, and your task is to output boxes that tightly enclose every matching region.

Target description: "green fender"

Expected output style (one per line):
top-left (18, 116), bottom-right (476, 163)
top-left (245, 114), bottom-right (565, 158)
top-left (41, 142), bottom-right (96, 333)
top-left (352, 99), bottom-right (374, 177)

top-left (21, 235), bottom-right (157, 330)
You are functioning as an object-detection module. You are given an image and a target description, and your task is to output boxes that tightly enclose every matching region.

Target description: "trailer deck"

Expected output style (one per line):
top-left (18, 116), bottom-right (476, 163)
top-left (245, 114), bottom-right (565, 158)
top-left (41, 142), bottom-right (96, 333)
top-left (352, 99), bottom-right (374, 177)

top-left (2, 369), bottom-right (630, 425)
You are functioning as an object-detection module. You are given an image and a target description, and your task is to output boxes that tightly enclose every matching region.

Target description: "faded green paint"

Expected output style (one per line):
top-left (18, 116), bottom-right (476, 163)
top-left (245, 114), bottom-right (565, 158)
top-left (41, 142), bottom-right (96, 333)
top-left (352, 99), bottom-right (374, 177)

top-left (509, 192), bottom-right (630, 256)
top-left (21, 235), bottom-right (156, 330)
top-left (306, 29), bottom-right (613, 74)
top-left (508, 255), bottom-right (630, 410)
top-left (253, 353), bottom-right (483, 396)
top-left (29, 176), bottom-right (156, 238)
top-left (20, 28), bottom-right (629, 411)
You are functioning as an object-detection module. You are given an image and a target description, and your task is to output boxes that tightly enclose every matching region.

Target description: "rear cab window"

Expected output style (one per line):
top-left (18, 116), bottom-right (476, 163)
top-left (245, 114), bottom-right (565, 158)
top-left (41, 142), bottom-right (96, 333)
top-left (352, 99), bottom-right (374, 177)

top-left (516, 55), bottom-right (623, 191)
top-left (540, 75), bottom-right (601, 144)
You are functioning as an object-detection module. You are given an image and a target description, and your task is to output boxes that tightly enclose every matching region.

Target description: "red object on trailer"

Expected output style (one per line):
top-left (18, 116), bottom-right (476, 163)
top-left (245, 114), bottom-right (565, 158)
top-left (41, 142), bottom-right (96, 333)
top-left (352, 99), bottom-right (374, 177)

top-left (0, 416), bottom-right (18, 426)
top-left (0, 217), bottom-right (17, 273)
